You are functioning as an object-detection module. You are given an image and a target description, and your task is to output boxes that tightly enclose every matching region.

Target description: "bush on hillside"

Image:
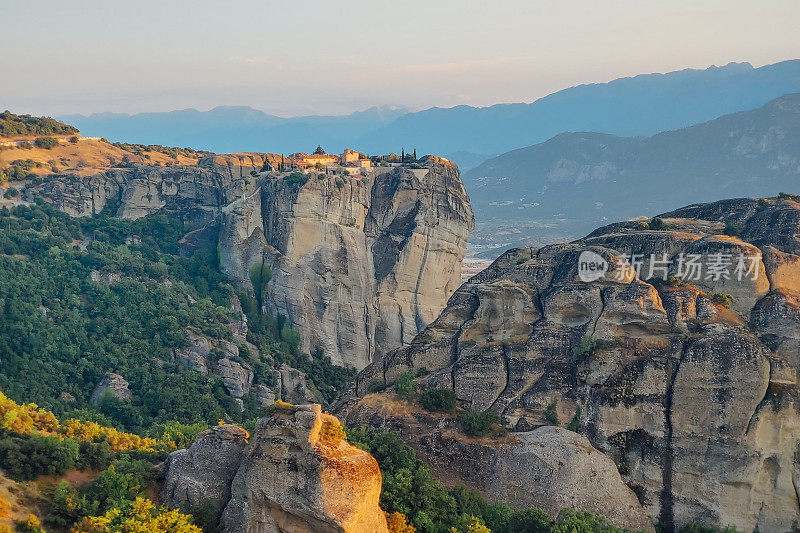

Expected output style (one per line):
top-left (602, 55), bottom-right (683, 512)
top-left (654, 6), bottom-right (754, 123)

top-left (34, 136), bottom-right (59, 149)
top-left (459, 410), bottom-right (500, 438)
top-left (396, 371), bottom-right (415, 398)
top-left (419, 388), bottom-right (456, 412)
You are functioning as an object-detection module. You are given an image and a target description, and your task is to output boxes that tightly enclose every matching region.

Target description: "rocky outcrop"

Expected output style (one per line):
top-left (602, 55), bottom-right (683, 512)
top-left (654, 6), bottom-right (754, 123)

top-left (273, 364), bottom-right (317, 404)
top-left (162, 405), bottom-right (388, 533)
top-left (345, 396), bottom-right (653, 532)
top-left (174, 328), bottom-right (254, 401)
top-left (89, 372), bottom-right (132, 406)
top-left (222, 156), bottom-right (474, 368)
top-left (31, 155), bottom-right (474, 369)
top-left (30, 153), bottom-right (277, 220)
top-left (161, 424), bottom-right (249, 514)
top-left (338, 197), bottom-right (800, 532)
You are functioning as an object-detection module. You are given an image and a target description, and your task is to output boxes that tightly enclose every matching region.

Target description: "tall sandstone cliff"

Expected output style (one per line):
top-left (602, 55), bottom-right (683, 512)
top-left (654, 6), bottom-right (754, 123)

top-left (30, 154), bottom-right (474, 369)
top-left (338, 197), bottom-right (800, 532)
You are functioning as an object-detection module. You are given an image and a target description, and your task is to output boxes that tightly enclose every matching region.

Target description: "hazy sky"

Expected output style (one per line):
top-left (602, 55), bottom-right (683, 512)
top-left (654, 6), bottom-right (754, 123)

top-left (3, 0), bottom-right (799, 117)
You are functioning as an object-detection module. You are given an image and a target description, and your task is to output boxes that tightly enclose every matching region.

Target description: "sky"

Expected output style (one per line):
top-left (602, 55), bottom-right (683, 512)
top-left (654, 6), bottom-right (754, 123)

top-left (2, 0), bottom-right (799, 117)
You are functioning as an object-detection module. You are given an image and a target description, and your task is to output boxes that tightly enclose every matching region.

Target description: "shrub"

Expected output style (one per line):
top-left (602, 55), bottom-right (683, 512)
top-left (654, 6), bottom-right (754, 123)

top-left (48, 480), bottom-right (91, 527)
top-left (711, 293), bottom-right (734, 308)
top-left (34, 137), bottom-right (59, 150)
top-left (566, 407), bottom-right (582, 432)
top-left (70, 136), bottom-right (79, 143)
top-left (572, 335), bottom-right (596, 358)
top-left (778, 192), bottom-right (800, 202)
top-left (284, 172), bottom-right (307, 187)
top-left (266, 400), bottom-right (299, 416)
top-left (0, 111), bottom-right (78, 138)
top-left (556, 509), bottom-right (626, 532)
top-left (646, 217), bottom-right (668, 230)
top-left (722, 222), bottom-right (740, 236)
top-left (15, 514), bottom-right (44, 533)
top-left (396, 371), bottom-right (415, 398)
top-left (678, 523), bottom-right (740, 533)
top-left (459, 410), bottom-right (499, 438)
top-left (248, 261), bottom-right (272, 309)
top-left (419, 388), bottom-right (456, 412)
top-left (543, 402), bottom-right (559, 426)
top-left (71, 497), bottom-right (201, 533)
top-left (386, 511), bottom-right (416, 533)
top-left (508, 508), bottom-right (553, 532)
top-left (367, 381), bottom-right (387, 393)
top-left (145, 421), bottom-right (208, 449)
top-left (190, 500), bottom-right (222, 533)
top-left (318, 418), bottom-right (345, 443)
top-left (0, 433), bottom-right (80, 480)
top-left (335, 177), bottom-right (345, 189)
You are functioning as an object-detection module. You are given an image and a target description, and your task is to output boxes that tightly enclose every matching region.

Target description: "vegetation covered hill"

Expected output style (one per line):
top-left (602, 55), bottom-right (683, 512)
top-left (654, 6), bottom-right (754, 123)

top-left (0, 112), bottom-right (78, 139)
top-left (0, 200), bottom-right (351, 434)
top-left (0, 389), bottom-right (207, 532)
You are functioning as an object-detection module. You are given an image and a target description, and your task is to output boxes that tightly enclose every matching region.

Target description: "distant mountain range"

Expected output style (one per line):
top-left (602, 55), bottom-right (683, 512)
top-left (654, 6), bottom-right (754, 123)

top-left (465, 93), bottom-right (800, 253)
top-left (62, 60), bottom-right (800, 171)
top-left (61, 105), bottom-right (409, 156)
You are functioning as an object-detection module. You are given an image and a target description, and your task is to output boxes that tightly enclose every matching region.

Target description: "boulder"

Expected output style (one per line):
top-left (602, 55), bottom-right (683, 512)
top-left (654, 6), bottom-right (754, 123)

top-left (344, 397), bottom-right (653, 532)
top-left (274, 364), bottom-right (317, 405)
top-left (89, 372), bottom-right (132, 406)
top-left (217, 358), bottom-right (253, 399)
top-left (161, 424), bottom-right (249, 513)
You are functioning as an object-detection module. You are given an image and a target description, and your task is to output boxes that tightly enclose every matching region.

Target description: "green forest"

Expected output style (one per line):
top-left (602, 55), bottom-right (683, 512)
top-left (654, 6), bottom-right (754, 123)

top-left (0, 112), bottom-right (79, 138)
top-left (0, 199), bottom-right (351, 434)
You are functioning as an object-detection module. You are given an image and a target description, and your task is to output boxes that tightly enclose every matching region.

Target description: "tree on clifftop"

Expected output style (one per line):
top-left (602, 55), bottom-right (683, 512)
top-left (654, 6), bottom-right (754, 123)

top-left (314, 145), bottom-right (325, 155)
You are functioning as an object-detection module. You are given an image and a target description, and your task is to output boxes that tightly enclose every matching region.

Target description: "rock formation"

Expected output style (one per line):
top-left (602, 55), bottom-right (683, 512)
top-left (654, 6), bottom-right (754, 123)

top-left (345, 395), bottom-right (654, 531)
top-left (30, 154), bottom-right (474, 369)
top-left (161, 424), bottom-right (249, 514)
top-left (338, 197), bottom-right (800, 532)
top-left (162, 405), bottom-right (388, 533)
top-left (89, 372), bottom-right (132, 406)
top-left (273, 364), bottom-right (318, 404)
top-left (221, 156), bottom-right (473, 368)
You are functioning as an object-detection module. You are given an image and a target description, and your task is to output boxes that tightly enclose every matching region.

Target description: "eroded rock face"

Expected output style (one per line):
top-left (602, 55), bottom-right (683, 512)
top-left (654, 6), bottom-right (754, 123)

top-left (225, 156), bottom-right (474, 368)
top-left (161, 424), bottom-right (249, 514)
top-left (174, 328), bottom-right (255, 400)
top-left (32, 154), bottom-right (474, 370)
top-left (338, 197), bottom-right (800, 532)
top-left (162, 406), bottom-right (388, 533)
top-left (345, 397), bottom-right (653, 532)
top-left (273, 364), bottom-right (317, 404)
top-left (223, 404), bottom-right (388, 533)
